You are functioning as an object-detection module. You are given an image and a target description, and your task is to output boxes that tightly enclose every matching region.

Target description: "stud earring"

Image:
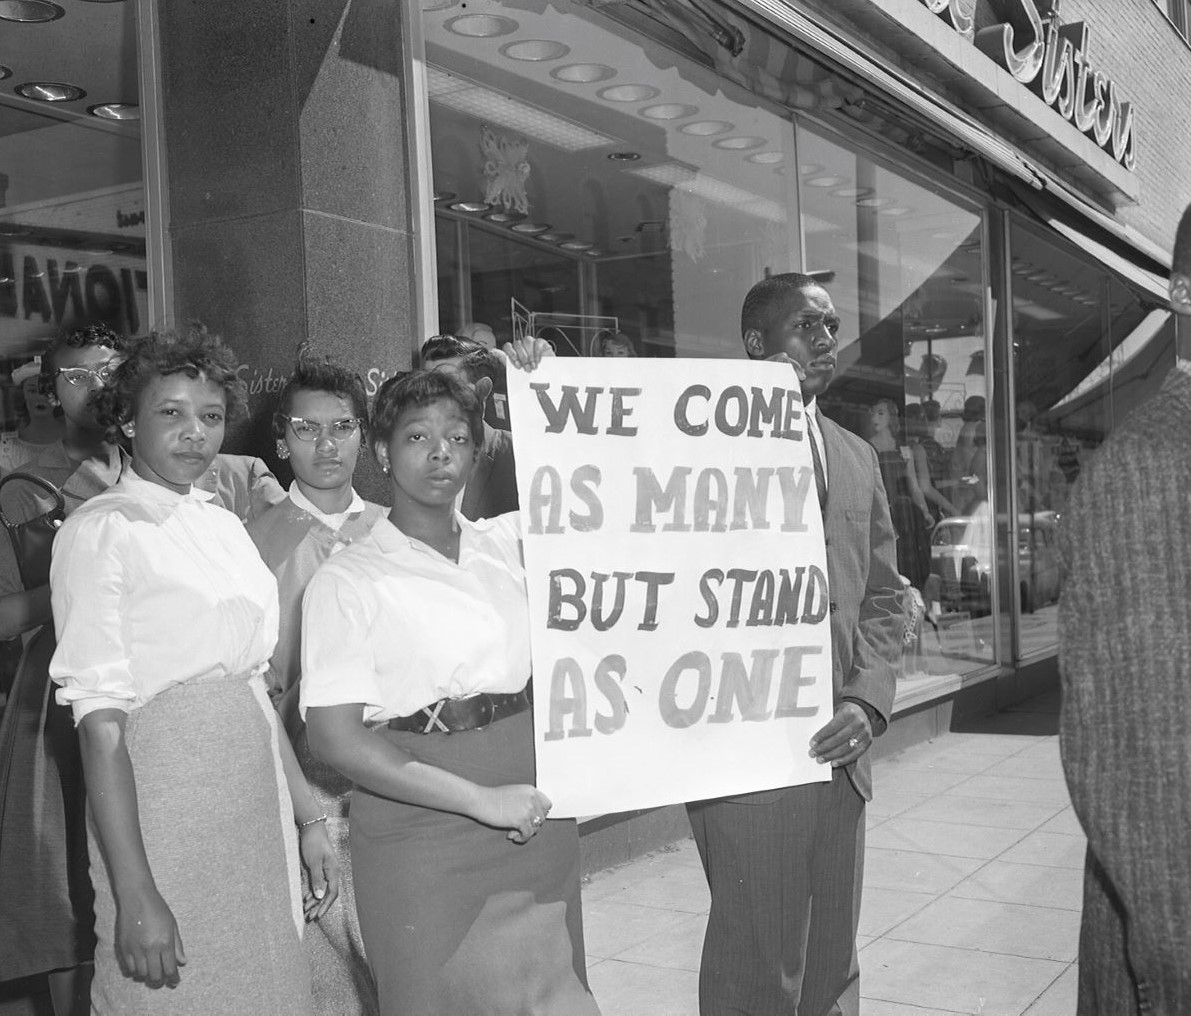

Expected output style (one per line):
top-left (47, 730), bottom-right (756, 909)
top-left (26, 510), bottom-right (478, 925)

top-left (122, 423), bottom-right (135, 438)
top-left (275, 440), bottom-right (290, 461)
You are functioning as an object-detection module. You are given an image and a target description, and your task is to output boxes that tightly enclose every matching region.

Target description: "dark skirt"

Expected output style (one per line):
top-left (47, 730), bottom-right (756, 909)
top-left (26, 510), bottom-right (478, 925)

top-left (0, 625), bottom-right (94, 981)
top-left (350, 709), bottom-right (600, 1016)
top-left (88, 673), bottom-right (311, 1015)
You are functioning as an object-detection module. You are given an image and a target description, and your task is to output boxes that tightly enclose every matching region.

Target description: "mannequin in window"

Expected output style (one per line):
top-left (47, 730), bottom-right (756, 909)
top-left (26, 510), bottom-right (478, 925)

top-left (867, 399), bottom-right (932, 588)
top-left (950, 395), bottom-right (988, 515)
top-left (905, 401), bottom-right (957, 521)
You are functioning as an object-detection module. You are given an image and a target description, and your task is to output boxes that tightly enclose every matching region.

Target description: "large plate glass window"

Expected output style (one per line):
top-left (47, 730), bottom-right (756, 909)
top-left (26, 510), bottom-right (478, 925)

top-left (797, 123), bottom-right (995, 700)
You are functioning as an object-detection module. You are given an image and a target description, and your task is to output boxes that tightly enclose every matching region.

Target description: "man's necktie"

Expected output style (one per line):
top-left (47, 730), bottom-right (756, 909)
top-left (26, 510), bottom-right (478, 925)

top-left (809, 427), bottom-right (827, 512)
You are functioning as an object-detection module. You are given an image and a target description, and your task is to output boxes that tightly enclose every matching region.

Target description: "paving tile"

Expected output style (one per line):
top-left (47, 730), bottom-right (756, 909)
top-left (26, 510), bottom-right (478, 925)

top-left (584, 958), bottom-right (699, 1016)
top-left (1036, 807), bottom-right (1085, 837)
top-left (980, 755), bottom-right (1070, 782)
top-left (864, 848), bottom-right (985, 895)
top-left (945, 775), bottom-right (1073, 806)
top-left (612, 912), bottom-right (707, 971)
top-left (899, 795), bottom-right (1063, 832)
top-left (582, 899), bottom-right (701, 959)
top-left (597, 861), bottom-right (710, 915)
top-left (882, 745), bottom-right (1003, 776)
top-left (1010, 738), bottom-right (1062, 764)
top-left (998, 831), bottom-right (1087, 870)
top-left (936, 733), bottom-right (1049, 757)
top-left (1023, 963), bottom-right (1079, 1015)
top-left (950, 860), bottom-right (1084, 911)
top-left (887, 896), bottom-right (1080, 962)
top-left (867, 817), bottom-right (1028, 860)
top-left (867, 788), bottom-right (932, 820)
top-left (862, 1001), bottom-right (967, 1016)
top-left (859, 887), bottom-right (936, 937)
top-left (872, 767), bottom-right (973, 798)
top-left (862, 939), bottom-right (1067, 1015)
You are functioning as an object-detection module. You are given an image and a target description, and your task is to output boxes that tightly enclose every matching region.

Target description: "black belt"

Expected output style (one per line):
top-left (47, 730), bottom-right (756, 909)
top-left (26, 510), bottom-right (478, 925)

top-left (387, 685), bottom-right (532, 735)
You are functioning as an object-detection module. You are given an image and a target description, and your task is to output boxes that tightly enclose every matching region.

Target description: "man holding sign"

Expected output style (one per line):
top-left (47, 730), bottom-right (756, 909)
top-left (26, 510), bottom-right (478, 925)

top-left (686, 273), bottom-right (902, 1016)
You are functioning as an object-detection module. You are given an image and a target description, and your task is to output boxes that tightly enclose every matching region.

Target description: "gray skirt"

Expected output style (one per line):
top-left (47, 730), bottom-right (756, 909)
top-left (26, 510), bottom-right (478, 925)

top-left (88, 672), bottom-right (311, 1016)
top-left (351, 708), bottom-right (600, 1016)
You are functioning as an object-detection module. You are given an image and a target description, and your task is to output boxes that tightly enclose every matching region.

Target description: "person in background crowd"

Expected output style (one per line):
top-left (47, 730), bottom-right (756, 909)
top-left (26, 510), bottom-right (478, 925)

top-left (949, 394), bottom-right (987, 514)
top-left (597, 331), bottom-right (637, 358)
top-left (1058, 204), bottom-right (1191, 1013)
top-left (247, 349), bottom-right (383, 1016)
top-left (904, 401), bottom-right (957, 521)
top-left (867, 398), bottom-right (932, 589)
top-left (421, 336), bottom-right (519, 519)
top-left (49, 327), bottom-right (336, 1014)
top-left (687, 273), bottom-right (902, 1016)
top-left (302, 359), bottom-right (600, 1016)
top-left (0, 322), bottom-right (285, 1015)
top-left (0, 359), bottom-right (64, 473)
top-left (455, 321), bottom-right (497, 349)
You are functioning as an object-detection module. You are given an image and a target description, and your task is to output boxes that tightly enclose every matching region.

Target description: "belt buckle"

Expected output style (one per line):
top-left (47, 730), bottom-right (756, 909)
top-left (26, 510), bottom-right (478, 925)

top-left (475, 693), bottom-right (495, 729)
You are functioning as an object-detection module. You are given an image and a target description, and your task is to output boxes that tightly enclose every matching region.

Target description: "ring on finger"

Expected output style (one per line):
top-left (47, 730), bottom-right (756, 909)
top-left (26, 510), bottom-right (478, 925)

top-left (531, 815), bottom-right (543, 827)
top-left (847, 736), bottom-right (860, 749)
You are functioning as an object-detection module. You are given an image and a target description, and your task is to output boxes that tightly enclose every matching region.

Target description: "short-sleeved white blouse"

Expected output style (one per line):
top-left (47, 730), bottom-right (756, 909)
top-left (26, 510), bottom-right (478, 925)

top-left (300, 512), bottom-right (530, 724)
top-left (49, 468), bottom-right (280, 723)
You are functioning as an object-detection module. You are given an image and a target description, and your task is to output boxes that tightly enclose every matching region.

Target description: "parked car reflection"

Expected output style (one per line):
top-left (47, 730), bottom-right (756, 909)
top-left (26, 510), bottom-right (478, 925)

top-left (929, 508), bottom-right (1061, 616)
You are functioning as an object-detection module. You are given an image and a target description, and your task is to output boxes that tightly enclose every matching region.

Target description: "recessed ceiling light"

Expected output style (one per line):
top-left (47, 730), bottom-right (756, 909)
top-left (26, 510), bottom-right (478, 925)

top-left (0, 0), bottom-right (63, 22)
top-left (856, 197), bottom-right (890, 208)
top-left (798, 163), bottom-right (824, 175)
top-left (537, 232), bottom-right (574, 243)
top-left (484, 210), bottom-right (525, 224)
top-left (422, 0), bottom-right (458, 9)
top-left (16, 81), bottom-right (85, 102)
top-left (583, 249), bottom-right (603, 257)
top-left (560, 241), bottom-right (593, 251)
top-left (433, 190), bottom-right (457, 203)
top-left (88, 103), bottom-right (140, 121)
top-left (680, 121), bottom-right (733, 136)
top-left (551, 63), bottom-right (616, 84)
top-left (640, 103), bottom-right (698, 120)
top-left (747, 152), bottom-right (783, 164)
top-left (449, 201), bottom-right (490, 213)
top-left (607, 151), bottom-right (640, 161)
top-left (510, 222), bottom-right (551, 234)
top-left (501, 40), bottom-right (569, 61)
top-left (805, 175), bottom-right (847, 188)
top-left (0, 66), bottom-right (10, 81)
top-left (598, 84), bottom-right (660, 103)
top-left (713, 136), bottom-right (766, 150)
top-left (831, 186), bottom-right (874, 199)
top-left (880, 205), bottom-right (913, 216)
top-left (444, 14), bottom-right (518, 37)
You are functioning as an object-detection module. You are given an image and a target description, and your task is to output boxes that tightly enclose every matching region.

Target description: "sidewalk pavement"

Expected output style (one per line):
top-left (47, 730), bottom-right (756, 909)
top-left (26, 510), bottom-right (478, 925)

top-left (583, 689), bottom-right (1084, 1015)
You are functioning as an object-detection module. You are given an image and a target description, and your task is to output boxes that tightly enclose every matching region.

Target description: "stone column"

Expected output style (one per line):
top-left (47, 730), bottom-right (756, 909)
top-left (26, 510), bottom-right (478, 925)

top-left (155, 0), bottom-right (416, 500)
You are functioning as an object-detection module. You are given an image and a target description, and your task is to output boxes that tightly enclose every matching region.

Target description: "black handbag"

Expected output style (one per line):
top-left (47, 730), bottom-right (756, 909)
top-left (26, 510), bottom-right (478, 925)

top-left (0, 472), bottom-right (66, 590)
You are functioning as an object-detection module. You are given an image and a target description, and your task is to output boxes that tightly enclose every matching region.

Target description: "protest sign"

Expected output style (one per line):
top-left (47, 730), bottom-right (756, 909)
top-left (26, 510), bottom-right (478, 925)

top-left (507, 357), bottom-right (833, 817)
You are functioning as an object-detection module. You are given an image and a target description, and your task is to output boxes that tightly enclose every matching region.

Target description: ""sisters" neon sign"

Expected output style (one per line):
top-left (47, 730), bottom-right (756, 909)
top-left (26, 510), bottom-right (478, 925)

top-left (920, 0), bottom-right (1136, 170)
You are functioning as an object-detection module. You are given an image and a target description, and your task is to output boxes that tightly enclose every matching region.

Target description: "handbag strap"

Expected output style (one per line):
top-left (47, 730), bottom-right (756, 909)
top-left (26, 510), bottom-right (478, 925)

top-left (0, 471), bottom-right (67, 531)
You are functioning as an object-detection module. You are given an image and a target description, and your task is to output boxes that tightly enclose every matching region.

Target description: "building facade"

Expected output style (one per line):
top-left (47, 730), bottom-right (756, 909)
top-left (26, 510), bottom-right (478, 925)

top-left (1, 0), bottom-right (1186, 730)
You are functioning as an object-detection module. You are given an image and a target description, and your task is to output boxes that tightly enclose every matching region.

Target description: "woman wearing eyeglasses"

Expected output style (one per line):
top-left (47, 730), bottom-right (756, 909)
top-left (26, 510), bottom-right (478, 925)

top-left (0, 324), bottom-right (286, 1016)
top-left (246, 350), bottom-right (383, 1016)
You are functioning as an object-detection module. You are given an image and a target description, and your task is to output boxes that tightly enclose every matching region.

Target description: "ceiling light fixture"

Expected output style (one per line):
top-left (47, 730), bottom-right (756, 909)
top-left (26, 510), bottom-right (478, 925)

top-left (537, 231), bottom-right (574, 243)
top-left (433, 190), bottom-right (457, 203)
top-left (510, 222), bottom-right (552, 235)
top-left (880, 205), bottom-right (912, 216)
top-left (713, 136), bottom-right (766, 150)
top-left (640, 103), bottom-right (698, 120)
top-left (607, 151), bottom-right (640, 161)
top-left (798, 163), bottom-right (824, 175)
top-left (501, 40), bottom-right (569, 61)
top-left (805, 175), bottom-right (847, 188)
top-left (551, 63), bottom-right (616, 84)
top-left (444, 14), bottom-right (518, 37)
top-left (856, 197), bottom-right (890, 208)
top-left (0, 0), bottom-right (63, 22)
top-left (747, 152), bottom-right (783, 164)
top-left (484, 210), bottom-right (526, 224)
top-left (598, 84), bottom-right (660, 103)
top-left (681, 121), bottom-right (733, 136)
top-left (88, 103), bottom-right (140, 121)
top-left (831, 186), bottom-right (874, 199)
top-left (0, 66), bottom-right (10, 81)
top-left (449, 201), bottom-right (490, 213)
top-left (560, 241), bottom-right (593, 251)
top-left (16, 81), bottom-right (85, 102)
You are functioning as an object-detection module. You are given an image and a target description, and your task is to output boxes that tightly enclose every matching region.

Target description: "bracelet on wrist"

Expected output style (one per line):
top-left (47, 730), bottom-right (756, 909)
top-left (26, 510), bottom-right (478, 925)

top-left (297, 814), bottom-right (328, 830)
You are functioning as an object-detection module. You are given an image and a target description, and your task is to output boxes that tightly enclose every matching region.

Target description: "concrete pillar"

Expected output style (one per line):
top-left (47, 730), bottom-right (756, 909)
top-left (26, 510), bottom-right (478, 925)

top-left (154, 0), bottom-right (416, 500)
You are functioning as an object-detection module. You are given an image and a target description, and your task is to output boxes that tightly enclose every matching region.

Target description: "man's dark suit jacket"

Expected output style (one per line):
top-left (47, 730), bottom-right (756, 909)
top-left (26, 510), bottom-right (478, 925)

top-left (460, 424), bottom-right (518, 521)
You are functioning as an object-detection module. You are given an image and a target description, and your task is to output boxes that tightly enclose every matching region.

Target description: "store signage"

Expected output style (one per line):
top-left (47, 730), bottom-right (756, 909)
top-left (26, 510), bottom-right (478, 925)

top-left (0, 245), bottom-right (147, 342)
top-left (919, 0), bottom-right (1137, 170)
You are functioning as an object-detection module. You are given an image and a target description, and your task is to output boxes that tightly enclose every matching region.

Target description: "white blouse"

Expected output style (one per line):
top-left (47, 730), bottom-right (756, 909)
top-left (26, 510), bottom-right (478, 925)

top-left (50, 468), bottom-right (279, 723)
top-left (300, 513), bottom-right (530, 724)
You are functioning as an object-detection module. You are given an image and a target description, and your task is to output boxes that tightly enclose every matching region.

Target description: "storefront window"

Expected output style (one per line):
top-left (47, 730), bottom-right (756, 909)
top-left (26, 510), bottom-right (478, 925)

top-left (0, 1), bottom-right (145, 468)
top-left (1011, 221), bottom-right (1175, 659)
top-left (797, 123), bottom-right (995, 698)
top-left (421, 0), bottom-right (802, 359)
